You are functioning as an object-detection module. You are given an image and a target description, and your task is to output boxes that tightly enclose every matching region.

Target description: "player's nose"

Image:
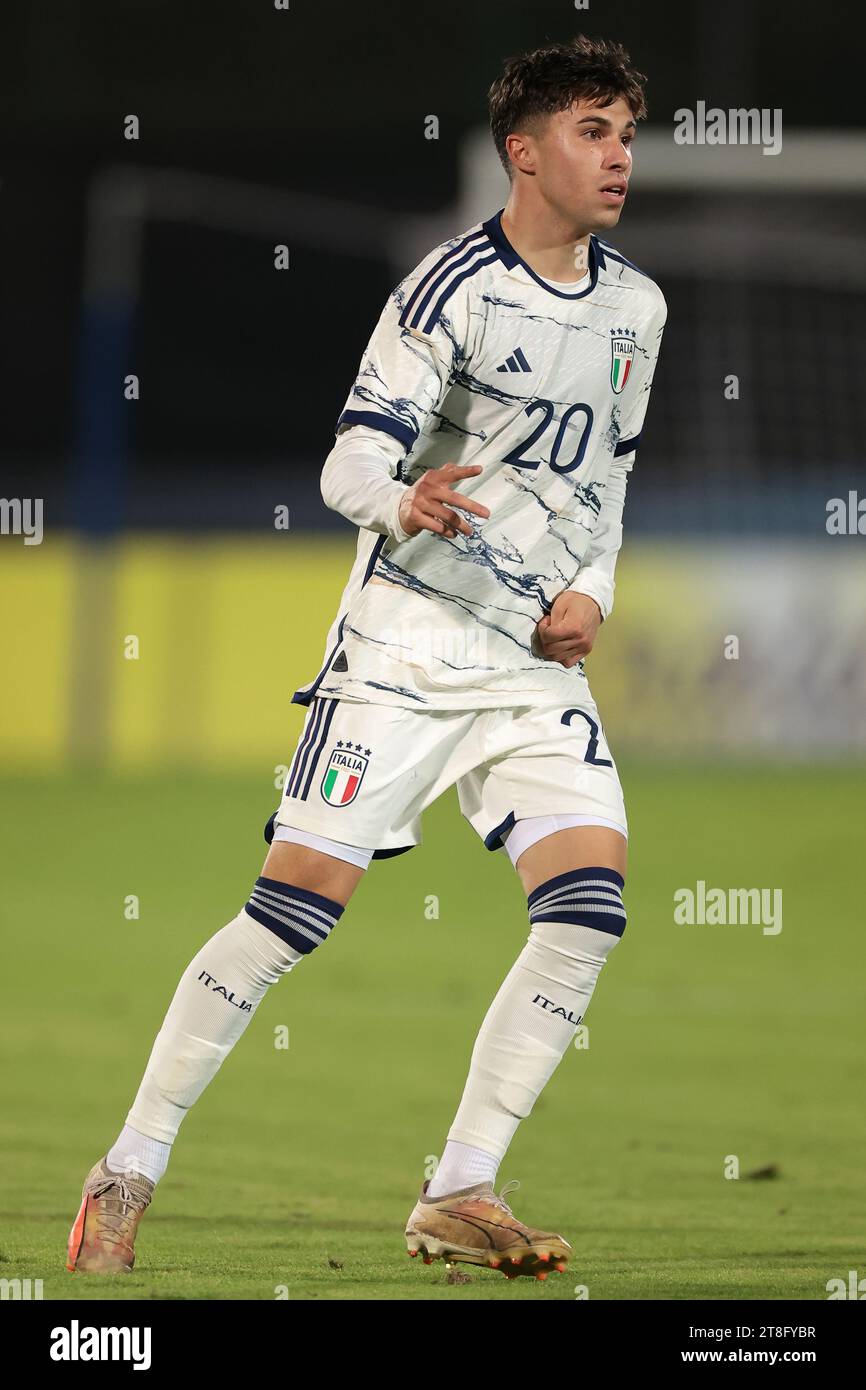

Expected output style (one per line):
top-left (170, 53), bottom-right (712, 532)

top-left (603, 148), bottom-right (630, 172)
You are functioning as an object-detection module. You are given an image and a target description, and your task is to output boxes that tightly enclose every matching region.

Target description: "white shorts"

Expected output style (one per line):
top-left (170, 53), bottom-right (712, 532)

top-left (274, 695), bottom-right (627, 859)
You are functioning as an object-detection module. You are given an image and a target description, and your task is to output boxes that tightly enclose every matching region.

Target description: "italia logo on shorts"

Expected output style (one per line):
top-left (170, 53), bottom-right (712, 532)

top-left (610, 327), bottom-right (636, 393)
top-left (321, 741), bottom-right (371, 807)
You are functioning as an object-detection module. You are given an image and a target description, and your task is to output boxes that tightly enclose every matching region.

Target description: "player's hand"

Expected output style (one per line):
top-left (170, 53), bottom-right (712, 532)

top-left (534, 591), bottom-right (602, 667)
top-left (398, 462), bottom-right (490, 540)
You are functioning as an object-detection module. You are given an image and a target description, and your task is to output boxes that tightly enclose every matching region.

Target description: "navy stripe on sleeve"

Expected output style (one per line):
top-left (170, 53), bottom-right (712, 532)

top-left (336, 409), bottom-right (417, 452)
top-left (614, 432), bottom-right (641, 457)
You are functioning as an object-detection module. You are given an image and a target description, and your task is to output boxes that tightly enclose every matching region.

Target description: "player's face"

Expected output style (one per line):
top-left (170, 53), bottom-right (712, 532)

top-left (529, 97), bottom-right (636, 232)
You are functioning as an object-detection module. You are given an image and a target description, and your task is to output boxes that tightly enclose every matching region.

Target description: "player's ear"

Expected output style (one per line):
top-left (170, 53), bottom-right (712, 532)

top-left (505, 131), bottom-right (535, 176)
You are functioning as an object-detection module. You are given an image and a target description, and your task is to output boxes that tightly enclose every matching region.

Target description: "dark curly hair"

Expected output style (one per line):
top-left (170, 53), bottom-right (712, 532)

top-left (488, 35), bottom-right (648, 175)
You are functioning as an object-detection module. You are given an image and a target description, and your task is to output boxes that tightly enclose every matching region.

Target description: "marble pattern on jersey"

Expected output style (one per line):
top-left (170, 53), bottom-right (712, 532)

top-left (314, 219), bottom-right (667, 708)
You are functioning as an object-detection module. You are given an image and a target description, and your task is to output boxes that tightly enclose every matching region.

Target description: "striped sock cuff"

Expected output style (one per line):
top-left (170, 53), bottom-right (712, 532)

top-left (527, 867), bottom-right (627, 938)
top-left (244, 876), bottom-right (344, 956)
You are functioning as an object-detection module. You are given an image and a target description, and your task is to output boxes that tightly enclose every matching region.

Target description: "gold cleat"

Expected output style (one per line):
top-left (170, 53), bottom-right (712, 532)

top-left (66, 1156), bottom-right (154, 1274)
top-left (405, 1178), bottom-right (571, 1280)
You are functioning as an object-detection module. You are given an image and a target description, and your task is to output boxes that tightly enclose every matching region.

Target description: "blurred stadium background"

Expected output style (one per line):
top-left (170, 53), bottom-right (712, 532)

top-left (2, 0), bottom-right (864, 1300)
top-left (2, 0), bottom-right (865, 769)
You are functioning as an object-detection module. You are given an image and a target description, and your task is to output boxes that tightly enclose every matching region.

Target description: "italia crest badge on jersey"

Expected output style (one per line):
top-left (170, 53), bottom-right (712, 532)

top-left (610, 328), bottom-right (636, 393)
top-left (321, 741), bottom-right (370, 807)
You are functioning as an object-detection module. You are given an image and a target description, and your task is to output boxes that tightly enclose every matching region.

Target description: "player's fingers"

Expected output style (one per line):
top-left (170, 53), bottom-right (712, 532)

top-left (539, 635), bottom-right (589, 660)
top-left (407, 502), bottom-right (448, 535)
top-left (546, 608), bottom-right (587, 633)
top-left (434, 506), bottom-right (467, 536)
top-left (428, 502), bottom-right (472, 536)
top-left (441, 463), bottom-right (483, 481)
top-left (545, 617), bottom-right (590, 641)
top-left (436, 488), bottom-right (490, 519)
top-left (416, 473), bottom-right (488, 515)
top-left (538, 620), bottom-right (582, 644)
top-left (416, 502), bottom-right (470, 537)
top-left (541, 637), bottom-right (585, 659)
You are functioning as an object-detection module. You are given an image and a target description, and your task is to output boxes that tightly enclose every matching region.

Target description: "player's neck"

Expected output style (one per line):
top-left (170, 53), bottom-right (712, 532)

top-left (500, 197), bottom-right (591, 285)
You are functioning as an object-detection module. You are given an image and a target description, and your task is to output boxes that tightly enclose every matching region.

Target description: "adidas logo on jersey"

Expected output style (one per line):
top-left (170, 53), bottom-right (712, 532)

top-left (496, 346), bottom-right (532, 373)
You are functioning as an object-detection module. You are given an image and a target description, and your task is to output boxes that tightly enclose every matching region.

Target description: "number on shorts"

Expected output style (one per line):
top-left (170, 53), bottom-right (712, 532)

top-left (561, 707), bottom-right (612, 767)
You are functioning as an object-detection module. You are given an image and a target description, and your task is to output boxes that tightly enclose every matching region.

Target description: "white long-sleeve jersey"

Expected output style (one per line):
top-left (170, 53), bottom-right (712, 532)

top-left (295, 209), bottom-right (666, 710)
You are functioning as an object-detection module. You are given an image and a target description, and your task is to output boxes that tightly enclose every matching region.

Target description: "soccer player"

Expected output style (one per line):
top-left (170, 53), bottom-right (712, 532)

top-left (68, 35), bottom-right (666, 1281)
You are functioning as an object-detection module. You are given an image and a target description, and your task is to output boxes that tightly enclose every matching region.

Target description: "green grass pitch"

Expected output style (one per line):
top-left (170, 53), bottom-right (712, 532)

top-left (1, 764), bottom-right (863, 1300)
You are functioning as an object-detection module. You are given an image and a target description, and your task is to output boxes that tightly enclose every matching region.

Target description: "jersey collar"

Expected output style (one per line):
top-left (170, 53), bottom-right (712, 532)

top-left (482, 209), bottom-right (599, 300)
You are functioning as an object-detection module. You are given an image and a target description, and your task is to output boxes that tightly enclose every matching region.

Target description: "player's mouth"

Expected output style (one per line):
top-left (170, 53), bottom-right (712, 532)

top-left (599, 181), bottom-right (627, 204)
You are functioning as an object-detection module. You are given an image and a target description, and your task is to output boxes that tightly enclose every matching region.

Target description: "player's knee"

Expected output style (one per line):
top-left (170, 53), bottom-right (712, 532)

top-left (527, 866), bottom-right (627, 952)
top-left (243, 876), bottom-right (345, 960)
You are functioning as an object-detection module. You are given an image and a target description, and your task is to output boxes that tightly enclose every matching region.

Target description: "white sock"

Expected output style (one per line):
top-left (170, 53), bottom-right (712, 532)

top-left (426, 1140), bottom-right (500, 1198)
top-left (107, 1124), bottom-right (171, 1186)
top-left (125, 907), bottom-right (306, 1150)
top-left (444, 884), bottom-right (625, 1160)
